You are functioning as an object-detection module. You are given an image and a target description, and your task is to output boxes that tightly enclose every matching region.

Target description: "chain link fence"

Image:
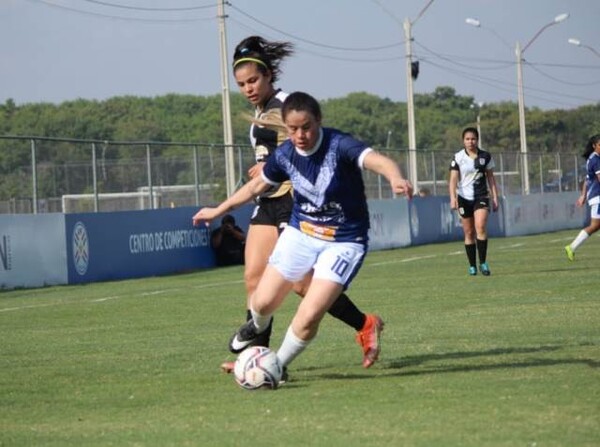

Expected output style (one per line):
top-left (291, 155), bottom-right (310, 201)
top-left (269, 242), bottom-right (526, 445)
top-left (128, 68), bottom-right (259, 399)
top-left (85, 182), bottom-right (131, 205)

top-left (0, 135), bottom-right (583, 214)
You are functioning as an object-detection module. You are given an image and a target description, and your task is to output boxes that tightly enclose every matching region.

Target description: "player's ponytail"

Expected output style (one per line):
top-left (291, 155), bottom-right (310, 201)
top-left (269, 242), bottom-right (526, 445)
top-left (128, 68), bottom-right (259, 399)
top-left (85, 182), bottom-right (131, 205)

top-left (582, 134), bottom-right (600, 159)
top-left (232, 36), bottom-right (294, 83)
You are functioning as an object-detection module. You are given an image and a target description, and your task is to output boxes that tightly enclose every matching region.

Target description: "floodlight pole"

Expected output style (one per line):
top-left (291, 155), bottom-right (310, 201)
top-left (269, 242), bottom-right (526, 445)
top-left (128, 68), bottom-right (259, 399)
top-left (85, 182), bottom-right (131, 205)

top-left (402, 0), bottom-right (434, 190)
top-left (515, 41), bottom-right (530, 195)
top-left (217, 0), bottom-right (236, 197)
top-left (403, 18), bottom-right (418, 189)
top-left (515, 13), bottom-right (569, 195)
top-left (466, 13), bottom-right (568, 195)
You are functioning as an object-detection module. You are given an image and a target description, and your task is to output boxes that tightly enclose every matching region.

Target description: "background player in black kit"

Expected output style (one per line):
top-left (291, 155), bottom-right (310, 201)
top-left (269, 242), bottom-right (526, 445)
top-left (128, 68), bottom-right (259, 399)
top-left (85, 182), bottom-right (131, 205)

top-left (206, 36), bottom-right (384, 374)
top-left (449, 127), bottom-right (499, 276)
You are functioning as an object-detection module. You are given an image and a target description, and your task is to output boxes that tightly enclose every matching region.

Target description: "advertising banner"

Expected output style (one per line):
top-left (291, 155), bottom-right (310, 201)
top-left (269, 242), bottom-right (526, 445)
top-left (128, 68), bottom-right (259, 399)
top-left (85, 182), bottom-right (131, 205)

top-left (408, 196), bottom-right (505, 246)
top-left (65, 207), bottom-right (202, 284)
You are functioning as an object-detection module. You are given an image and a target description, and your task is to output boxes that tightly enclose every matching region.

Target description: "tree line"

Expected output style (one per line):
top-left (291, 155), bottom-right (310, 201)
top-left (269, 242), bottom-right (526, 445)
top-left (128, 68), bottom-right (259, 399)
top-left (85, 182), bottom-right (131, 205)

top-left (0, 86), bottom-right (598, 201)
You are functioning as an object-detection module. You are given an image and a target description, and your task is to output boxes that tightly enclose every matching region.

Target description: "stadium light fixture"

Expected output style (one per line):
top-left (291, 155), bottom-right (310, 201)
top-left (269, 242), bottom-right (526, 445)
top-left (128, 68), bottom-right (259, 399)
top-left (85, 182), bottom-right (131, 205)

top-left (466, 13), bottom-right (569, 195)
top-left (568, 37), bottom-right (600, 58)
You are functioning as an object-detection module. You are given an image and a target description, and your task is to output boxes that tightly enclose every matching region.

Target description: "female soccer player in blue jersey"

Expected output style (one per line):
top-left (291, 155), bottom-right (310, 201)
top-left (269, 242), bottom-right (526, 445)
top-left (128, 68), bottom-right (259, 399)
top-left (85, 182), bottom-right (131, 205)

top-left (214, 37), bottom-right (384, 373)
top-left (565, 134), bottom-right (600, 260)
top-left (449, 127), bottom-right (499, 276)
top-left (193, 92), bottom-right (413, 373)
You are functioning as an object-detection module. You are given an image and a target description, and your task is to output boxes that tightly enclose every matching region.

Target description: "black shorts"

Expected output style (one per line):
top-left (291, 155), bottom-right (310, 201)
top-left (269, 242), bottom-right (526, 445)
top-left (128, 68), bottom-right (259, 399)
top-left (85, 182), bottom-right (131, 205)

top-left (250, 193), bottom-right (293, 233)
top-left (457, 195), bottom-right (489, 218)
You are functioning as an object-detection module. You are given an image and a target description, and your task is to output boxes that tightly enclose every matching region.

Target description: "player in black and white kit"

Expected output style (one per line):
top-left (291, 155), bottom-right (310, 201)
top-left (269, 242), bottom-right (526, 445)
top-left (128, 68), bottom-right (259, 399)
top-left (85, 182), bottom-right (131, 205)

top-left (449, 127), bottom-right (499, 276)
top-left (199, 36), bottom-right (384, 375)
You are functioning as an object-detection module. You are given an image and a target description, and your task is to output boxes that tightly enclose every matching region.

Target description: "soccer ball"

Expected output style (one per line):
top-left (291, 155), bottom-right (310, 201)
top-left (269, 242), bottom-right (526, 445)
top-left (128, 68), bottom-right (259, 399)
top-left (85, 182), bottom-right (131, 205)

top-left (234, 346), bottom-right (282, 390)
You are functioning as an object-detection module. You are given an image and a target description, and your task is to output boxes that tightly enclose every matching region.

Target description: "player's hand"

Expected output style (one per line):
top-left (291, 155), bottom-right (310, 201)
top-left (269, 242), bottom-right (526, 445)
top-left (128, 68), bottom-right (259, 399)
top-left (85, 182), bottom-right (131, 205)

top-left (392, 178), bottom-right (413, 199)
top-left (450, 197), bottom-right (458, 210)
top-left (575, 195), bottom-right (585, 208)
top-left (192, 207), bottom-right (219, 227)
top-left (492, 197), bottom-right (499, 212)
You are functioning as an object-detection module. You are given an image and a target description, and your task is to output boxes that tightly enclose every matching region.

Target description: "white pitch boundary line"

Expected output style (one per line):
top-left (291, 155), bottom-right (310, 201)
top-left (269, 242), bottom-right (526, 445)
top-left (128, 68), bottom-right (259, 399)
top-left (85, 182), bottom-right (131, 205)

top-left (0, 302), bottom-right (67, 313)
top-left (369, 254), bottom-right (437, 266)
top-left (498, 243), bottom-right (525, 250)
top-left (0, 279), bottom-right (245, 313)
top-left (549, 237), bottom-right (573, 243)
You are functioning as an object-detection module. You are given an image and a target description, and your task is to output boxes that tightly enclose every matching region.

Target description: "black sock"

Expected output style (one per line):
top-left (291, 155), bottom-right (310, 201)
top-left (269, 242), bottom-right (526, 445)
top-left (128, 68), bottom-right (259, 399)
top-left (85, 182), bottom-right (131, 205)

top-left (327, 293), bottom-right (366, 331)
top-left (465, 243), bottom-right (477, 267)
top-left (246, 309), bottom-right (273, 347)
top-left (476, 239), bottom-right (488, 264)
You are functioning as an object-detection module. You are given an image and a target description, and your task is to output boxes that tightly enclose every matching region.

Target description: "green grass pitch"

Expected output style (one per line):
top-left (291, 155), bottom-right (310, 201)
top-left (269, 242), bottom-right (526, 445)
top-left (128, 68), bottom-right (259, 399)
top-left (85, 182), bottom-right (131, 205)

top-left (1, 229), bottom-right (598, 446)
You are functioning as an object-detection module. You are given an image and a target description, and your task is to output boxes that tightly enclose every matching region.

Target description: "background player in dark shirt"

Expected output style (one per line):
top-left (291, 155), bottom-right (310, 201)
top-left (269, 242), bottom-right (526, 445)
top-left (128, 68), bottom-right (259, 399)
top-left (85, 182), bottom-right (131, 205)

top-left (565, 134), bottom-right (600, 260)
top-left (210, 215), bottom-right (245, 266)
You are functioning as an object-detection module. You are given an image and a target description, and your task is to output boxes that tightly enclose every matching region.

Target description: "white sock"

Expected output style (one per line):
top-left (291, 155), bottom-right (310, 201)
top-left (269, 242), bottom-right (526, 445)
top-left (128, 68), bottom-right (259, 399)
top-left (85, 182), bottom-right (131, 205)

top-left (571, 230), bottom-right (589, 251)
top-left (250, 307), bottom-right (272, 333)
top-left (276, 326), bottom-right (312, 367)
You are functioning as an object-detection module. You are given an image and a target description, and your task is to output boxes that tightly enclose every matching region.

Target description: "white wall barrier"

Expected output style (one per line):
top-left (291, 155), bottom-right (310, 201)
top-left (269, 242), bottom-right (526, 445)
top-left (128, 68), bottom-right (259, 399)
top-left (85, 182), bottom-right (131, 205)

top-left (0, 214), bottom-right (68, 289)
top-left (367, 198), bottom-right (412, 250)
top-left (502, 192), bottom-right (585, 236)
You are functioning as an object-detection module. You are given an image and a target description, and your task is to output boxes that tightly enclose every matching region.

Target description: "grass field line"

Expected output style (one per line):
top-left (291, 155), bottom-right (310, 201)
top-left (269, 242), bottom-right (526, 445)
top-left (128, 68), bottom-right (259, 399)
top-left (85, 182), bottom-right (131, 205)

top-left (0, 301), bottom-right (67, 313)
top-left (369, 254), bottom-right (437, 266)
top-left (497, 242), bottom-right (525, 249)
top-left (0, 279), bottom-right (244, 313)
top-left (549, 236), bottom-right (573, 243)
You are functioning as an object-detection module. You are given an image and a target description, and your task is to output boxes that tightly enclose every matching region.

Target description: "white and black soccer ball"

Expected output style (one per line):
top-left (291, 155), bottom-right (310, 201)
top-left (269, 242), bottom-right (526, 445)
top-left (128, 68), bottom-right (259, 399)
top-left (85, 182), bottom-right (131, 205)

top-left (234, 346), bottom-right (282, 390)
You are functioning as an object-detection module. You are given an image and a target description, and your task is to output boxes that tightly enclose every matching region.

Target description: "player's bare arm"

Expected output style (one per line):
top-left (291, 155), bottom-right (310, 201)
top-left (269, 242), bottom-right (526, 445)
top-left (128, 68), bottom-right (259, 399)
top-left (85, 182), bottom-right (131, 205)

top-left (192, 176), bottom-right (270, 226)
top-left (449, 170), bottom-right (459, 210)
top-left (362, 151), bottom-right (413, 199)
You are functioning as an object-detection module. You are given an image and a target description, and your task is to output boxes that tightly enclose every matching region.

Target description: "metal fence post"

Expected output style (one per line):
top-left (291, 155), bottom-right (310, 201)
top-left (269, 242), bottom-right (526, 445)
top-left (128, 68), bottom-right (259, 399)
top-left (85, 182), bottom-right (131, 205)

top-left (499, 153), bottom-right (505, 196)
top-left (431, 151), bottom-right (437, 196)
top-left (193, 145), bottom-right (200, 206)
top-left (146, 144), bottom-right (154, 209)
top-left (539, 154), bottom-right (543, 194)
top-left (92, 143), bottom-right (99, 212)
top-left (557, 152), bottom-right (562, 193)
top-left (31, 139), bottom-right (38, 214)
top-left (236, 145), bottom-right (244, 189)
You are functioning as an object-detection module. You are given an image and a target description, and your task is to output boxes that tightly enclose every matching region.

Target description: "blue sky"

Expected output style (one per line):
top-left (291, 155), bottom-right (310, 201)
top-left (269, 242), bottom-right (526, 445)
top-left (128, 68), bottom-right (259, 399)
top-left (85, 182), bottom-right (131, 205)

top-left (2, 0), bottom-right (599, 110)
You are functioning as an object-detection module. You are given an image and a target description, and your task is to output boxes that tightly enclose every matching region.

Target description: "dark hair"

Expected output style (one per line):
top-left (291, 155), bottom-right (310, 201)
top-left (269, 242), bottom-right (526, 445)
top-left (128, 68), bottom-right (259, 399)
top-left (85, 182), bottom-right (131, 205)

top-left (232, 36), bottom-right (294, 84)
top-left (221, 214), bottom-right (235, 225)
top-left (282, 92), bottom-right (322, 122)
top-left (462, 127), bottom-right (479, 139)
top-left (582, 134), bottom-right (600, 159)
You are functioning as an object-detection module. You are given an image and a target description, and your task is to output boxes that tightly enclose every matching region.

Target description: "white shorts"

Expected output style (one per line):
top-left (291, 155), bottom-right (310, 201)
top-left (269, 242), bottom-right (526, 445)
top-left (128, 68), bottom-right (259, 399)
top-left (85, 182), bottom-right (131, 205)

top-left (590, 203), bottom-right (600, 219)
top-left (269, 226), bottom-right (366, 288)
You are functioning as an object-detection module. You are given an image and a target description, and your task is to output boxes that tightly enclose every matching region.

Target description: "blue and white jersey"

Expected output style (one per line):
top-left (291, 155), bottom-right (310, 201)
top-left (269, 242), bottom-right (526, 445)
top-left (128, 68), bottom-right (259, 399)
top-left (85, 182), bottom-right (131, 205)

top-left (449, 148), bottom-right (495, 201)
top-left (585, 152), bottom-right (600, 205)
top-left (262, 127), bottom-right (372, 244)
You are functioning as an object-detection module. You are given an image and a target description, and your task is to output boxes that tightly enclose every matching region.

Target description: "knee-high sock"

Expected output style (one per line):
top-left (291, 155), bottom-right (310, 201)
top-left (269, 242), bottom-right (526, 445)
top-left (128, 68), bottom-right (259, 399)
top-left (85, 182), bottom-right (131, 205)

top-left (276, 326), bottom-right (312, 367)
top-left (465, 243), bottom-right (477, 267)
top-left (327, 293), bottom-right (366, 331)
top-left (570, 230), bottom-right (589, 251)
top-left (250, 307), bottom-right (272, 334)
top-left (476, 238), bottom-right (488, 264)
top-left (245, 309), bottom-right (273, 348)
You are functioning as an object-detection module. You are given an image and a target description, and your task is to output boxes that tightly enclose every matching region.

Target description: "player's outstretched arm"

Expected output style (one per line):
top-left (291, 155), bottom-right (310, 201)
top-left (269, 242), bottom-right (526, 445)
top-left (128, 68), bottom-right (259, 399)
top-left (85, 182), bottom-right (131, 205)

top-left (192, 176), bottom-right (270, 227)
top-left (363, 150), bottom-right (413, 199)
